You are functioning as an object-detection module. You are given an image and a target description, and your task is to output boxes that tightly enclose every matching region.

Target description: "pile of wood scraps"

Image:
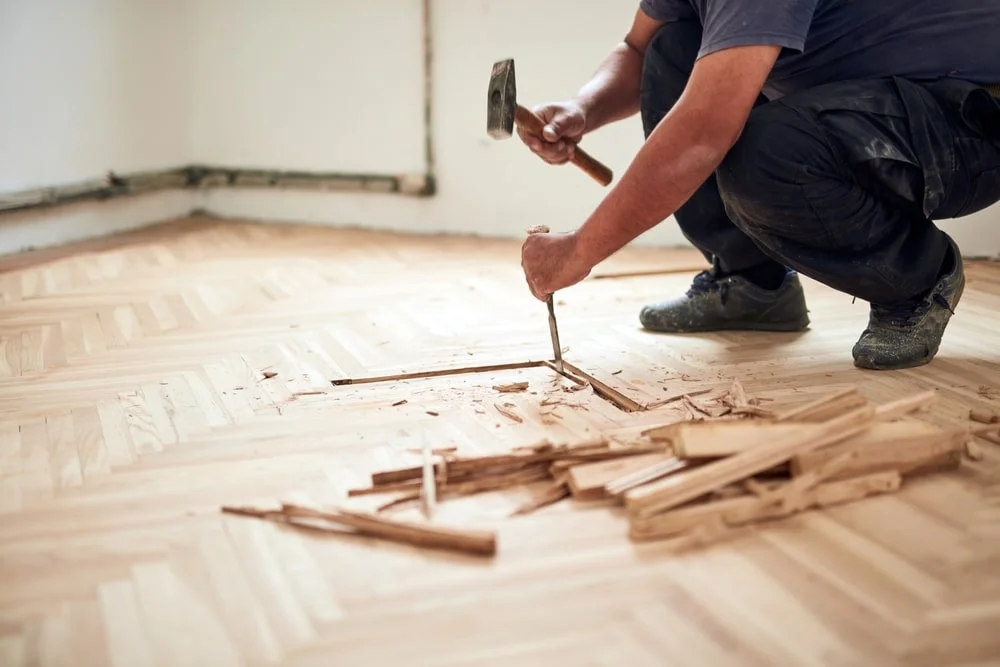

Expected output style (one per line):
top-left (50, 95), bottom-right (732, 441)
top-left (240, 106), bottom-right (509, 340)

top-left (622, 387), bottom-right (979, 547)
top-left (351, 436), bottom-right (668, 516)
top-left (221, 385), bottom-right (998, 559)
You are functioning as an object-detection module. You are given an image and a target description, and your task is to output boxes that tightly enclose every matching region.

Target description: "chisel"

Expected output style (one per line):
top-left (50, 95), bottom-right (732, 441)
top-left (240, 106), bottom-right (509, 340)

top-left (546, 294), bottom-right (564, 373)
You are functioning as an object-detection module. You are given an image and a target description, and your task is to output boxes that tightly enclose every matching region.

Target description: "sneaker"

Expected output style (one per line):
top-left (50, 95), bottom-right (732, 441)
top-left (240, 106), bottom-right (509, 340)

top-left (638, 269), bottom-right (811, 333)
top-left (852, 238), bottom-right (964, 370)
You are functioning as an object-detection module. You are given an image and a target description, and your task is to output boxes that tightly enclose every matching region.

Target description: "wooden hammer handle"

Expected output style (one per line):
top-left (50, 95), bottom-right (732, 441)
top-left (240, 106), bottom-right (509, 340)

top-left (515, 104), bottom-right (613, 187)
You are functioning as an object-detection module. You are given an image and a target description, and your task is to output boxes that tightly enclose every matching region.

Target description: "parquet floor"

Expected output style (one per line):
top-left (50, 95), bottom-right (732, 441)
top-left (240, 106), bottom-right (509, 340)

top-left (0, 216), bottom-right (998, 666)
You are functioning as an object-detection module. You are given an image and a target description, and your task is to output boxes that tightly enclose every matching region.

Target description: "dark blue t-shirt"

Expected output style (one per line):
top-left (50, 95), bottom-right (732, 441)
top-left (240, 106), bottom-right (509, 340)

top-left (638, 0), bottom-right (1000, 99)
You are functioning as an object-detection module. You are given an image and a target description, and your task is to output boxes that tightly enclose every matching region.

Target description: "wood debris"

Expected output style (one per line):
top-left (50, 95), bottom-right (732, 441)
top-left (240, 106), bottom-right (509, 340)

top-left (494, 402), bottom-right (523, 423)
top-left (510, 478), bottom-right (570, 516)
top-left (345, 437), bottom-right (666, 517)
top-left (222, 502), bottom-right (496, 557)
top-left (970, 409), bottom-right (999, 424)
top-left (222, 385), bottom-right (978, 560)
top-left (262, 370), bottom-right (278, 380)
top-left (969, 409), bottom-right (1000, 445)
top-left (623, 388), bottom-right (972, 543)
top-left (392, 399), bottom-right (408, 407)
top-left (493, 381), bottom-right (529, 393)
top-left (568, 453), bottom-right (674, 501)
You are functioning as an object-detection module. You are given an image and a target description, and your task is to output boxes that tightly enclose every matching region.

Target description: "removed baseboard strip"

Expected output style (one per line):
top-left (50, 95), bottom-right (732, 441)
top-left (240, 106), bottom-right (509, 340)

top-left (0, 165), bottom-right (436, 216)
top-left (0, 168), bottom-right (192, 214)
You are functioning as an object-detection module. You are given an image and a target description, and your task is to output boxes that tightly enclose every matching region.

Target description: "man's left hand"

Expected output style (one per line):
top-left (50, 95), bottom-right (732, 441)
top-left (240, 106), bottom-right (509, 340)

top-left (521, 230), bottom-right (593, 301)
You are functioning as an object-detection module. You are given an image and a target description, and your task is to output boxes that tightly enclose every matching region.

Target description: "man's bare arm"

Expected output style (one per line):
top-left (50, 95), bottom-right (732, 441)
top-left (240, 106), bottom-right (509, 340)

top-left (576, 9), bottom-right (666, 132)
top-left (572, 44), bottom-right (781, 267)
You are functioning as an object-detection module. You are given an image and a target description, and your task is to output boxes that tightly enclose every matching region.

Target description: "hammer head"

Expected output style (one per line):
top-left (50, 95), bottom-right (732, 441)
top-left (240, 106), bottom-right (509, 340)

top-left (487, 58), bottom-right (516, 139)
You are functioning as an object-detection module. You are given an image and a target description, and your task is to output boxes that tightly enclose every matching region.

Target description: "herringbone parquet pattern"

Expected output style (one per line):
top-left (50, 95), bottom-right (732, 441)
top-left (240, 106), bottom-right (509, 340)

top-left (0, 216), bottom-right (998, 666)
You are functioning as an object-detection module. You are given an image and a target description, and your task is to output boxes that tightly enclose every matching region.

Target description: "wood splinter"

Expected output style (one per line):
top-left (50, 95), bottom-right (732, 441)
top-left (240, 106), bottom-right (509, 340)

top-left (222, 503), bottom-right (497, 557)
top-left (493, 382), bottom-right (529, 393)
top-left (494, 402), bottom-right (524, 423)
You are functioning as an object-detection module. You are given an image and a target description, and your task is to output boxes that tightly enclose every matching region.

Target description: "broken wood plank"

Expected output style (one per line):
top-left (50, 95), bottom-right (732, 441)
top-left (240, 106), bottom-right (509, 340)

top-left (873, 390), bottom-right (936, 421)
top-left (222, 503), bottom-right (498, 557)
top-left (282, 503), bottom-right (497, 556)
top-left (625, 405), bottom-right (877, 519)
top-left (626, 392), bottom-right (934, 519)
top-left (550, 360), bottom-right (646, 412)
top-left (567, 453), bottom-right (674, 501)
top-left (438, 467), bottom-right (551, 497)
top-left (369, 440), bottom-right (627, 487)
top-left (604, 457), bottom-right (691, 498)
top-left (668, 421), bottom-right (814, 459)
top-left (774, 386), bottom-right (866, 423)
top-left (629, 470), bottom-right (902, 541)
top-left (753, 450), bottom-right (857, 511)
top-left (510, 479), bottom-right (571, 516)
top-left (790, 423), bottom-right (967, 479)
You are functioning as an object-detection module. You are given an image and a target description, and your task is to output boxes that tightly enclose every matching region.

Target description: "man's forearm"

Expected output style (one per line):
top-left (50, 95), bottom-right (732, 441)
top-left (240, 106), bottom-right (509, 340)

top-left (575, 42), bottom-right (645, 133)
top-left (572, 102), bottom-right (735, 267)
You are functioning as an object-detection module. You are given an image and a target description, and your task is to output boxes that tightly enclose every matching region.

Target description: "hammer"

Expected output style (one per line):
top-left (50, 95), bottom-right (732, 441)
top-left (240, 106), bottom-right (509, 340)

top-left (487, 58), bottom-right (613, 186)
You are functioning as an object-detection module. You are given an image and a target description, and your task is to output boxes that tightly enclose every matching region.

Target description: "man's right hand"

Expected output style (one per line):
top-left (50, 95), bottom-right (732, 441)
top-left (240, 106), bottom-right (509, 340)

top-left (516, 100), bottom-right (587, 165)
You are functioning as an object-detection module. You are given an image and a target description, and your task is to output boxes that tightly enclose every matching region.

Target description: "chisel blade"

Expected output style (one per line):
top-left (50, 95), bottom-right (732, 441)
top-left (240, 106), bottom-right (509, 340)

top-left (546, 296), bottom-right (563, 373)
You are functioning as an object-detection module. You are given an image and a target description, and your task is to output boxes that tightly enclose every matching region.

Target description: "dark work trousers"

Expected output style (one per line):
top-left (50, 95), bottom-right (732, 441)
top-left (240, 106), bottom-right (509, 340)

top-left (640, 19), bottom-right (1000, 305)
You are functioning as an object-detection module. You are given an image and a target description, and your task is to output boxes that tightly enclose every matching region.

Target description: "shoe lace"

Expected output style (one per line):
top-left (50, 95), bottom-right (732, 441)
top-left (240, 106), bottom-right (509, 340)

top-left (871, 289), bottom-right (955, 326)
top-left (687, 270), bottom-right (731, 305)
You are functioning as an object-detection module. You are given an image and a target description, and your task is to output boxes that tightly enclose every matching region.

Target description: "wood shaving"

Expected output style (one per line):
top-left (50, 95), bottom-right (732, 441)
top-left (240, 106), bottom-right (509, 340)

top-left (493, 382), bottom-right (529, 393)
top-left (965, 440), bottom-right (985, 461)
top-left (494, 402), bottom-right (523, 423)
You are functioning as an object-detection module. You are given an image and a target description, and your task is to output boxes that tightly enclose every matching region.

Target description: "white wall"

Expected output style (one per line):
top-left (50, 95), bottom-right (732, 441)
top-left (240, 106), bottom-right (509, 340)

top-left (2, 0), bottom-right (998, 256)
top-left (192, 0), bottom-right (690, 246)
top-left (0, 0), bottom-right (194, 254)
top-left (189, 0), bottom-right (427, 175)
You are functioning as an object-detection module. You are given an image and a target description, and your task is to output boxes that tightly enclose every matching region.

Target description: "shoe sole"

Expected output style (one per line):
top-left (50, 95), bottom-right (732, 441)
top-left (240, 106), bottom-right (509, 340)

top-left (642, 316), bottom-right (811, 334)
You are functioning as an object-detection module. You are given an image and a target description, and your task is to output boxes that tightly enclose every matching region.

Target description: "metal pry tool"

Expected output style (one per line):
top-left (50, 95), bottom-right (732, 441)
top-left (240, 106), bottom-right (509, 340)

top-left (486, 57), bottom-right (613, 186)
top-left (525, 225), bottom-right (564, 373)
